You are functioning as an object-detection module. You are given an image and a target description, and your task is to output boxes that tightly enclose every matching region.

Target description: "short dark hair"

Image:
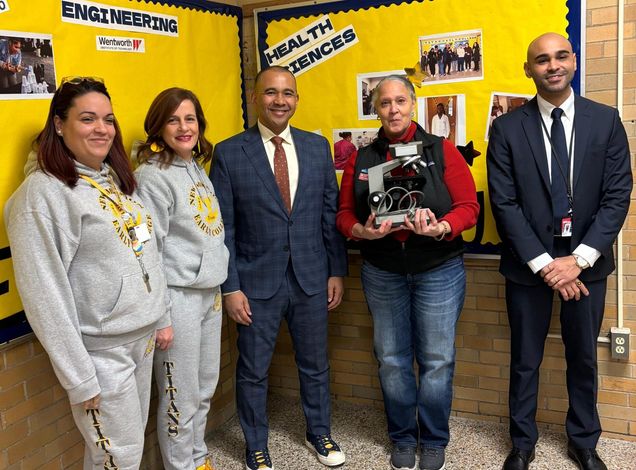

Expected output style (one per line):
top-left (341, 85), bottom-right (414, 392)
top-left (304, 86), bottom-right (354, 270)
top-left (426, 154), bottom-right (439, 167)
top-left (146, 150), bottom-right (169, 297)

top-left (137, 87), bottom-right (213, 168)
top-left (34, 78), bottom-right (136, 194)
top-left (254, 65), bottom-right (296, 90)
top-left (339, 131), bottom-right (352, 139)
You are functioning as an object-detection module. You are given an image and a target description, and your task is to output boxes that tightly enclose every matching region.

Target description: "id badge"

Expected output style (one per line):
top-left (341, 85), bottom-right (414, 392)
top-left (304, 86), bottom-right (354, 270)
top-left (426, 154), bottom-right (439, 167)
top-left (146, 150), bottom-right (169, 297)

top-left (133, 223), bottom-right (151, 243)
top-left (560, 217), bottom-right (572, 237)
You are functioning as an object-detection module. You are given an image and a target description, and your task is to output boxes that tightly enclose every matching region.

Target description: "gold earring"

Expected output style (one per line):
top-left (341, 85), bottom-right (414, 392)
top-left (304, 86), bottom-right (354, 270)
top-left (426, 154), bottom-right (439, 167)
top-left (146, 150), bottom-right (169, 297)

top-left (150, 141), bottom-right (163, 153)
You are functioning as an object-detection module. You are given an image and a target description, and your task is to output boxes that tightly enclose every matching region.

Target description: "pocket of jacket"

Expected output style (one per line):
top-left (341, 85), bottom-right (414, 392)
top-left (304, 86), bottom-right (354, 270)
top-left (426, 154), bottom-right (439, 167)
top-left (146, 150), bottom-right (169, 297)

top-left (101, 263), bottom-right (165, 335)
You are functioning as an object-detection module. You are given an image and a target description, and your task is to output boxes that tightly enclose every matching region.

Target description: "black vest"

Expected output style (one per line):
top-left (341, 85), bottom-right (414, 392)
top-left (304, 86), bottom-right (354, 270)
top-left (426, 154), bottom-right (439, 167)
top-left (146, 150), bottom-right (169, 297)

top-left (352, 124), bottom-right (464, 274)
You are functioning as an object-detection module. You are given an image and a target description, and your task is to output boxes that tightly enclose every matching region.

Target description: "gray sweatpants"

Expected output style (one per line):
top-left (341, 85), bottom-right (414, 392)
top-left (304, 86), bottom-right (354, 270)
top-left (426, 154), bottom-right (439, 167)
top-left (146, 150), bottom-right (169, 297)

top-left (71, 329), bottom-right (156, 470)
top-left (154, 286), bottom-right (222, 470)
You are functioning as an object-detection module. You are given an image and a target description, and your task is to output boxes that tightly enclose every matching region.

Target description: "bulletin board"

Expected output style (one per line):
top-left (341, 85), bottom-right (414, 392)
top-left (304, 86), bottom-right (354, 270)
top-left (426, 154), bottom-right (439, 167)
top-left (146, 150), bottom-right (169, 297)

top-left (0, 0), bottom-right (245, 341)
top-left (255, 0), bottom-right (584, 254)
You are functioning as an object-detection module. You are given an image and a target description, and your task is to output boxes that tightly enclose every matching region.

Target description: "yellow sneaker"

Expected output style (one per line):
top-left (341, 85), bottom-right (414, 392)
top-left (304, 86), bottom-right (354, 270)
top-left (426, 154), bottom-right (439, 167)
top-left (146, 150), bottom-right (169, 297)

top-left (196, 457), bottom-right (215, 470)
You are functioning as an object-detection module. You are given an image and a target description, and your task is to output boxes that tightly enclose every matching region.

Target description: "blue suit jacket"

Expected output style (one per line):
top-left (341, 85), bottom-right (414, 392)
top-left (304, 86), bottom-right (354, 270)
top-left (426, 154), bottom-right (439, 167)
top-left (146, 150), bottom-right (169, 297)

top-left (487, 95), bottom-right (632, 286)
top-left (211, 125), bottom-right (347, 299)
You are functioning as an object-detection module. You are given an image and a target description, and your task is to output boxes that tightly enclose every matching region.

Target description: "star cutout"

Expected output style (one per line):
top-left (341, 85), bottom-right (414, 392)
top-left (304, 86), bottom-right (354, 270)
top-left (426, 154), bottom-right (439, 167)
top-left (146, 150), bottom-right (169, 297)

top-left (456, 140), bottom-right (481, 166)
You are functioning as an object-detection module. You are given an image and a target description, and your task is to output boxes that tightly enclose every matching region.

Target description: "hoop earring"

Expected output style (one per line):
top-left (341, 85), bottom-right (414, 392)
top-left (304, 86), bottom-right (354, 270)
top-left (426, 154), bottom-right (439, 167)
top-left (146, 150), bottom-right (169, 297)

top-left (150, 141), bottom-right (164, 153)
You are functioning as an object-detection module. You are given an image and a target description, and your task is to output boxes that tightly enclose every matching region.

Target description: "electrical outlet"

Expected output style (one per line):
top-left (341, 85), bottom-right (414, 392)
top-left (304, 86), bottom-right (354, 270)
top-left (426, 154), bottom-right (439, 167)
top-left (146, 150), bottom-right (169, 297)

top-left (610, 327), bottom-right (630, 360)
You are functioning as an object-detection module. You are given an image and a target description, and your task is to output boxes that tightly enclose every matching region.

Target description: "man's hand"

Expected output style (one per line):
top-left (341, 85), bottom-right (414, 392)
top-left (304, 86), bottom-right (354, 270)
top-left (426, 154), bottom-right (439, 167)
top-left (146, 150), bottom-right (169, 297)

top-left (327, 277), bottom-right (344, 311)
top-left (155, 326), bottom-right (174, 350)
top-left (541, 255), bottom-right (580, 289)
top-left (540, 256), bottom-right (590, 301)
top-left (224, 291), bottom-right (252, 326)
top-left (557, 279), bottom-right (590, 301)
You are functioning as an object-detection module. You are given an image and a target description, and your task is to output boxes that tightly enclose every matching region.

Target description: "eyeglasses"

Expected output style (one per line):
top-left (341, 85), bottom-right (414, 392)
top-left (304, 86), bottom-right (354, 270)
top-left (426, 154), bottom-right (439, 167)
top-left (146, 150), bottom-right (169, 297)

top-left (59, 76), bottom-right (104, 87)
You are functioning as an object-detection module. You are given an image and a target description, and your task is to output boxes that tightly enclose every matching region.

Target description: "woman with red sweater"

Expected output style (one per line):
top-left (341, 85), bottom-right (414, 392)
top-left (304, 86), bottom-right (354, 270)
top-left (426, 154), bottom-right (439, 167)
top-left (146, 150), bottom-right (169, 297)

top-left (336, 75), bottom-right (478, 470)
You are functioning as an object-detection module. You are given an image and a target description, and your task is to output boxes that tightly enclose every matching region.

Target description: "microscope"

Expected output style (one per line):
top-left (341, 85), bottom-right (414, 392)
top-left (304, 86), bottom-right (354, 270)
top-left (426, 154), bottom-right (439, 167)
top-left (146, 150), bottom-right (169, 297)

top-left (367, 141), bottom-right (430, 228)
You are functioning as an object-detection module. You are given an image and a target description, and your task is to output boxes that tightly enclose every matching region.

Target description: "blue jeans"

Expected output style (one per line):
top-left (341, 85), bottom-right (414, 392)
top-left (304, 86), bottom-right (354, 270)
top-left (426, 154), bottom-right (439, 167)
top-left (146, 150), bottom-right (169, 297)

top-left (361, 256), bottom-right (465, 448)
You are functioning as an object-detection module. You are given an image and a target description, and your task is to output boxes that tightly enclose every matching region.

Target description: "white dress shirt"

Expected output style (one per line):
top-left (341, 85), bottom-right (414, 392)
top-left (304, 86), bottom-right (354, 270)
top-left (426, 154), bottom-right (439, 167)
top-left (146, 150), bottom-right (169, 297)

top-left (431, 113), bottom-right (450, 139)
top-left (257, 121), bottom-right (299, 207)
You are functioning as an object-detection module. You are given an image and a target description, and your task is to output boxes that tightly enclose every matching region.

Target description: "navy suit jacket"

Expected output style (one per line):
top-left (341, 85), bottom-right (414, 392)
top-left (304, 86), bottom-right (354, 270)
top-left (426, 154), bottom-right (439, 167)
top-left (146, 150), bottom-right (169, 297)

top-left (487, 95), bottom-right (632, 286)
top-left (211, 125), bottom-right (347, 299)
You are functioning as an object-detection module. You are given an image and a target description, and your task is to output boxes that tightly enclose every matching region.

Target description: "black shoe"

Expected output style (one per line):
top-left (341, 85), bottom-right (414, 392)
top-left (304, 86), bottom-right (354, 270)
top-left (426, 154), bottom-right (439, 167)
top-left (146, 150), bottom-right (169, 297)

top-left (245, 448), bottom-right (273, 470)
top-left (567, 445), bottom-right (607, 470)
top-left (502, 447), bottom-right (535, 470)
top-left (305, 432), bottom-right (346, 466)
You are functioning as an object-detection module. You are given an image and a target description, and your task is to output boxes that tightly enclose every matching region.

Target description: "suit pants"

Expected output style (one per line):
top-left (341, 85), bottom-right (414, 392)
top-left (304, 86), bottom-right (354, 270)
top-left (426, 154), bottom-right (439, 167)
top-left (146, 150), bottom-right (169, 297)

top-left (236, 265), bottom-right (331, 450)
top-left (506, 273), bottom-right (606, 450)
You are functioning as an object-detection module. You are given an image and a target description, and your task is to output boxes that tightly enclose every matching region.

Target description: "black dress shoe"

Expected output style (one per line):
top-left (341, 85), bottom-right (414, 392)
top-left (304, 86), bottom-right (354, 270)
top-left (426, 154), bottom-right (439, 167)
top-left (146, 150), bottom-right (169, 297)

top-left (502, 447), bottom-right (535, 470)
top-left (567, 445), bottom-right (607, 470)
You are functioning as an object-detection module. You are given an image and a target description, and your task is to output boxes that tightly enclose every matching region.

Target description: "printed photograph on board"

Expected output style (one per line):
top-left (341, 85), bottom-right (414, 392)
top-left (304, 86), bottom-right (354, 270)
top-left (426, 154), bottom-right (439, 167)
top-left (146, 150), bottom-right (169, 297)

top-left (417, 95), bottom-right (466, 145)
top-left (332, 128), bottom-right (379, 170)
top-left (357, 70), bottom-right (407, 120)
top-left (0, 30), bottom-right (56, 99)
top-left (485, 92), bottom-right (532, 140)
top-left (418, 29), bottom-right (483, 85)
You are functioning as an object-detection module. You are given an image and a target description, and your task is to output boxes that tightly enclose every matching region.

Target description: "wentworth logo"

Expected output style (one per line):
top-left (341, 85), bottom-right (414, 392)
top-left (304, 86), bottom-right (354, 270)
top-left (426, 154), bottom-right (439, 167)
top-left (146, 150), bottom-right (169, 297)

top-left (96, 35), bottom-right (145, 53)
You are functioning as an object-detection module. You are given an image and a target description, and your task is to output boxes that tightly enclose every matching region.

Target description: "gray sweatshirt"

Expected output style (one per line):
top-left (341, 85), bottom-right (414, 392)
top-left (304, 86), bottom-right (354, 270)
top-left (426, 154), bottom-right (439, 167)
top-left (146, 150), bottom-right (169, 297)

top-left (5, 162), bottom-right (168, 404)
top-left (135, 157), bottom-right (229, 303)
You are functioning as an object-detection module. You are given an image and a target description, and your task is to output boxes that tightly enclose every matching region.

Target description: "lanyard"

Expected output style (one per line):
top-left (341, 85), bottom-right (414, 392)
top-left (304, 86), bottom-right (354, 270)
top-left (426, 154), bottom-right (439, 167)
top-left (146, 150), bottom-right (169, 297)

top-left (79, 174), bottom-right (151, 291)
top-left (80, 175), bottom-right (135, 228)
top-left (539, 116), bottom-right (576, 213)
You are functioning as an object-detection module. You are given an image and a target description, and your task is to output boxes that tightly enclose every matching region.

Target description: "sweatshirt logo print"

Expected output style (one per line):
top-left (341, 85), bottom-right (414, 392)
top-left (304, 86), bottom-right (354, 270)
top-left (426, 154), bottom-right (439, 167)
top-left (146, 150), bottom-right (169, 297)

top-left (163, 361), bottom-right (180, 437)
top-left (97, 189), bottom-right (153, 247)
top-left (213, 291), bottom-right (222, 312)
top-left (144, 333), bottom-right (155, 358)
top-left (188, 183), bottom-right (224, 237)
top-left (86, 409), bottom-right (119, 469)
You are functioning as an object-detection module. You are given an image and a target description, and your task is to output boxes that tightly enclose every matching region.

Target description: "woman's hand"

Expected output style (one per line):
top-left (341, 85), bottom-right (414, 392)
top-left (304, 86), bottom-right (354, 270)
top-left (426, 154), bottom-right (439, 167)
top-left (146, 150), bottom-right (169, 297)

top-left (83, 394), bottom-right (101, 410)
top-left (403, 208), bottom-right (449, 239)
top-left (155, 326), bottom-right (174, 350)
top-left (352, 213), bottom-right (401, 240)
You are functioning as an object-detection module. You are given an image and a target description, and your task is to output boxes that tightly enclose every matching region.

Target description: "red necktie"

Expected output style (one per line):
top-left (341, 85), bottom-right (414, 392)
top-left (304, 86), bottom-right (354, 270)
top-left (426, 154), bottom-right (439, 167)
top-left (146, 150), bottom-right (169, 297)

top-left (271, 136), bottom-right (291, 213)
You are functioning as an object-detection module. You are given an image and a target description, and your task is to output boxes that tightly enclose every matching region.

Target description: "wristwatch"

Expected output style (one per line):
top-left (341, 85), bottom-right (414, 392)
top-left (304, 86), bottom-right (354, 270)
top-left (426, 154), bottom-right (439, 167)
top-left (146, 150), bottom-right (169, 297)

top-left (573, 254), bottom-right (589, 270)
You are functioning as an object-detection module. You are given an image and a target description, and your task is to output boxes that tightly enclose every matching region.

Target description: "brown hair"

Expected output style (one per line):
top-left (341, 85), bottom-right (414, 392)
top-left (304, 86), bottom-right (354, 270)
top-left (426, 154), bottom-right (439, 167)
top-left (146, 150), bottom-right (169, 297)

top-left (34, 78), bottom-right (136, 194)
top-left (137, 88), bottom-right (213, 168)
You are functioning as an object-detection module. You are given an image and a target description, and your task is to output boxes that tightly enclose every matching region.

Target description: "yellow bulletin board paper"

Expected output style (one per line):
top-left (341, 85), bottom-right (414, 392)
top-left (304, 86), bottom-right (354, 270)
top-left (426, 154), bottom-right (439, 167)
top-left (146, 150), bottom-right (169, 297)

top-left (256, 0), bottom-right (583, 255)
top-left (0, 0), bottom-right (244, 329)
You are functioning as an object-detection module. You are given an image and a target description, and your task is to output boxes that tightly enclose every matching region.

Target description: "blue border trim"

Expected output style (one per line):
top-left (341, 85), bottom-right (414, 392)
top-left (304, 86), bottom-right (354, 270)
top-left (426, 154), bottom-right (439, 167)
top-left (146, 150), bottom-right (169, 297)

top-left (0, 312), bottom-right (31, 344)
top-left (566, 0), bottom-right (582, 94)
top-left (140, 0), bottom-right (240, 16)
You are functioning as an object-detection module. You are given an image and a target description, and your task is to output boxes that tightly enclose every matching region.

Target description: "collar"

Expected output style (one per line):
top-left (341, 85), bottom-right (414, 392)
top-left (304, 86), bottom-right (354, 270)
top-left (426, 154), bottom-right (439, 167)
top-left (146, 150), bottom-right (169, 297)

top-left (257, 121), bottom-right (292, 145)
top-left (379, 121), bottom-right (418, 144)
top-left (536, 88), bottom-right (575, 121)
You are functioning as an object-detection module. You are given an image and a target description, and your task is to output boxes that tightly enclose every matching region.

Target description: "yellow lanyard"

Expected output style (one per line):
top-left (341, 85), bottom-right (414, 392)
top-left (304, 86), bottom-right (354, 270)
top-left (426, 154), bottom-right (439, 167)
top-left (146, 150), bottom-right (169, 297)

top-left (79, 175), bottom-right (135, 230)
top-left (79, 174), bottom-right (151, 291)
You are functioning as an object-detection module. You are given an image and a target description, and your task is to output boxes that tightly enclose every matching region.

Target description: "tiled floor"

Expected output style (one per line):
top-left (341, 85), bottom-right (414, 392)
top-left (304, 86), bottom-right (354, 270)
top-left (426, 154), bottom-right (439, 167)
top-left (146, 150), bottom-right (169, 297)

top-left (207, 393), bottom-right (636, 470)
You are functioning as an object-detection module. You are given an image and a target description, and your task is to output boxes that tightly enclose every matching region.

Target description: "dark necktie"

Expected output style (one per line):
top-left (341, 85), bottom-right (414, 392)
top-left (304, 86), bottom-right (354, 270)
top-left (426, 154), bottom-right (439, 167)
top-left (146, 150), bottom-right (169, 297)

top-left (271, 136), bottom-right (291, 213)
top-left (550, 107), bottom-right (570, 225)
